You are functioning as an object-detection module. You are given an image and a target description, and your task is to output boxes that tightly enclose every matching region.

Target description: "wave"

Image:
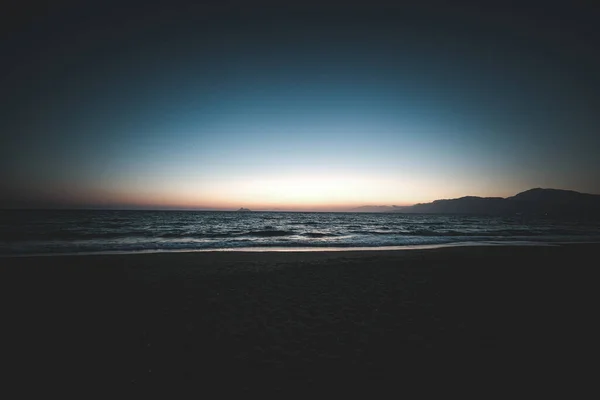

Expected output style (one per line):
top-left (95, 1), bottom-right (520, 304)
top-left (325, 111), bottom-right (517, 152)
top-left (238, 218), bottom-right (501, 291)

top-left (0, 231), bottom-right (143, 241)
top-left (3, 234), bottom-right (600, 256)
top-left (411, 229), bottom-right (465, 236)
top-left (3, 211), bottom-right (600, 256)
top-left (349, 230), bottom-right (397, 235)
top-left (347, 228), bottom-right (583, 237)
top-left (242, 230), bottom-right (295, 237)
top-left (302, 232), bottom-right (338, 238)
top-left (158, 231), bottom-right (238, 239)
top-left (2, 226), bottom-right (596, 243)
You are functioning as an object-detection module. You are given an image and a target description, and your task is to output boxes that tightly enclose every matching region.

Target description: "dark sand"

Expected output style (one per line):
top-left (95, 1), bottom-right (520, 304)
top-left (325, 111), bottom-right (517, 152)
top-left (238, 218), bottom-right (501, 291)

top-left (1, 244), bottom-right (597, 391)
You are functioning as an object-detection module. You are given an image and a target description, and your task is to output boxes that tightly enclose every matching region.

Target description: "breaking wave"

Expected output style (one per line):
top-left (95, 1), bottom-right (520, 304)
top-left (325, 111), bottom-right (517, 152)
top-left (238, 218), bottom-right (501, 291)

top-left (2, 210), bottom-right (600, 256)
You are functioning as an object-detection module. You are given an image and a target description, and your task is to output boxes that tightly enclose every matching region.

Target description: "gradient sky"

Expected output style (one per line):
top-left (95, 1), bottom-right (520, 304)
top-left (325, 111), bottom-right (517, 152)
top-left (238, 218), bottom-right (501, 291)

top-left (2, 1), bottom-right (599, 210)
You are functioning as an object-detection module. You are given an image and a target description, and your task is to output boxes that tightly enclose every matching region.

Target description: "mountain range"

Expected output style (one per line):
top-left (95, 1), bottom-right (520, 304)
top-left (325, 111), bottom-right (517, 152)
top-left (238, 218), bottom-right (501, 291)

top-left (356, 188), bottom-right (600, 216)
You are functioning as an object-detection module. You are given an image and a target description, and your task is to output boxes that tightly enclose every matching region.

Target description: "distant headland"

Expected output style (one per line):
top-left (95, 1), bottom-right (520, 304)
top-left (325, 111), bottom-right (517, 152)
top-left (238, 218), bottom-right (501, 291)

top-left (358, 188), bottom-right (600, 216)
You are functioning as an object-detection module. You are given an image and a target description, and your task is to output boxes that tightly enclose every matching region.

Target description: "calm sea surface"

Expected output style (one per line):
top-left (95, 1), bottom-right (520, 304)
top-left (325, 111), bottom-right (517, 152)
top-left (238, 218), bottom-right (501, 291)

top-left (2, 210), bottom-right (600, 256)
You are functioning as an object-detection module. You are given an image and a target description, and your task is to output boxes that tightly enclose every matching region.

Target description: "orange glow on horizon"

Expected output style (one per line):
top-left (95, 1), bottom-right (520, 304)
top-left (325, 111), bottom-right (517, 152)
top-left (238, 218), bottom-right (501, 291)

top-left (44, 172), bottom-right (523, 210)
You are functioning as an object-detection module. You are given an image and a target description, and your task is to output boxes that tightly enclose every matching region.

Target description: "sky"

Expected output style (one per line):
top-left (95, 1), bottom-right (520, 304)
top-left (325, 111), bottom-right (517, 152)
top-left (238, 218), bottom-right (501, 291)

top-left (1, 1), bottom-right (599, 210)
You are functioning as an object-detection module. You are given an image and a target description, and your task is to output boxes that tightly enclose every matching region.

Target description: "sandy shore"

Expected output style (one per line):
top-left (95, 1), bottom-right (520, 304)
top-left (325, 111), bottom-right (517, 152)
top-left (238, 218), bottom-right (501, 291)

top-left (1, 244), bottom-right (597, 391)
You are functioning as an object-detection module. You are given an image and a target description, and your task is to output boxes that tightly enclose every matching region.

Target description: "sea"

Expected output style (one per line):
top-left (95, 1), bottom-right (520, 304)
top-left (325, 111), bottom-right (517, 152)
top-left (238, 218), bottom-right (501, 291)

top-left (2, 210), bottom-right (600, 256)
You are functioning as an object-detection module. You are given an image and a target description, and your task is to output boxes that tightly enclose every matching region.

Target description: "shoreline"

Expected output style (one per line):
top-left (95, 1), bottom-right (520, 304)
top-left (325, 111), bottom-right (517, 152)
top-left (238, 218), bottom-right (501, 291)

top-left (1, 239), bottom-right (587, 258)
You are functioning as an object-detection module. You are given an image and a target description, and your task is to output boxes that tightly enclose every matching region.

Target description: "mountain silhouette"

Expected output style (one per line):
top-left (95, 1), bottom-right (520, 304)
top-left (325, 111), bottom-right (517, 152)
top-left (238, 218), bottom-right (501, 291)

top-left (394, 188), bottom-right (600, 216)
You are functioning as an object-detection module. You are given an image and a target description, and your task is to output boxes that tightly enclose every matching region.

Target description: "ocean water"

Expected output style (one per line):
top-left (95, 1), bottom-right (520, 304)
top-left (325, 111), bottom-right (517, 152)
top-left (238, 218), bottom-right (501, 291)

top-left (1, 210), bottom-right (600, 256)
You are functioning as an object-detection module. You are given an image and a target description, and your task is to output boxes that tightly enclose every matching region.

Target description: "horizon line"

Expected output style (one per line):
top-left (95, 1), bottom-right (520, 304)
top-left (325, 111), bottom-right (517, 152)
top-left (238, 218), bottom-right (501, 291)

top-left (0, 207), bottom-right (402, 213)
top-left (1, 187), bottom-right (597, 213)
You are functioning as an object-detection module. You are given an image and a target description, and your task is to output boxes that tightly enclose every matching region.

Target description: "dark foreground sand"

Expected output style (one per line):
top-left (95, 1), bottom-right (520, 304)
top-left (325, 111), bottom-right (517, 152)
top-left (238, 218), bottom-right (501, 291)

top-left (1, 244), bottom-right (598, 392)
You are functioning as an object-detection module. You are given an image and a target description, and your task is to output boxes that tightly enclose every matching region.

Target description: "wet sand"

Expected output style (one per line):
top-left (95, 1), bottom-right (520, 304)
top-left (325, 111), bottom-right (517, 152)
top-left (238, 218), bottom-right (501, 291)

top-left (1, 244), bottom-right (597, 391)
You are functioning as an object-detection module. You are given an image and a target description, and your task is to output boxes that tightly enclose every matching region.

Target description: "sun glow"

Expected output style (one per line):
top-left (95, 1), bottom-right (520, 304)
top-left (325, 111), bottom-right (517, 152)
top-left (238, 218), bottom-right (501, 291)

top-left (234, 176), bottom-right (384, 204)
top-left (60, 170), bottom-right (466, 210)
top-left (193, 173), bottom-right (436, 210)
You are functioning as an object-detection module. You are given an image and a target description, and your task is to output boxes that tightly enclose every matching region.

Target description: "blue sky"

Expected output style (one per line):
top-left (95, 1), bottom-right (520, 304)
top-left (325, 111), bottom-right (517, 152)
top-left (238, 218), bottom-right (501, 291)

top-left (2, 3), bottom-right (599, 209)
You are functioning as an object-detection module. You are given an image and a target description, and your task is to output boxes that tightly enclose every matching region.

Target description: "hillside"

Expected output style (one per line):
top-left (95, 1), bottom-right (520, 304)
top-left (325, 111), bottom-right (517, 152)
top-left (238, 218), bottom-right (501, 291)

top-left (394, 188), bottom-right (600, 216)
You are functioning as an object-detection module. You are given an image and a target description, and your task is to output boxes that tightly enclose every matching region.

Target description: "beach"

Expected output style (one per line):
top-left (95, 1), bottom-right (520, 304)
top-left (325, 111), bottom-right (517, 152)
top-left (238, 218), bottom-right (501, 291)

top-left (1, 244), bottom-right (597, 391)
